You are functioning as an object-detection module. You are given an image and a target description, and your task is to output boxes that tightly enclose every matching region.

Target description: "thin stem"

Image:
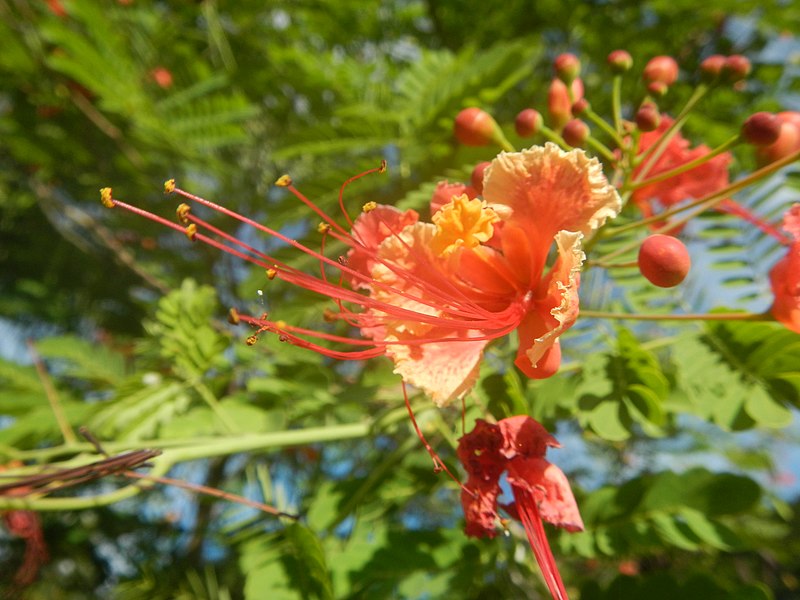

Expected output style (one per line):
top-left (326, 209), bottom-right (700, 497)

top-left (611, 75), bottom-right (623, 135)
top-left (598, 146), bottom-right (800, 263)
top-left (580, 310), bottom-right (771, 322)
top-left (625, 134), bottom-right (741, 191)
top-left (583, 106), bottom-right (623, 148)
top-left (585, 136), bottom-right (617, 163)
top-left (26, 340), bottom-right (77, 445)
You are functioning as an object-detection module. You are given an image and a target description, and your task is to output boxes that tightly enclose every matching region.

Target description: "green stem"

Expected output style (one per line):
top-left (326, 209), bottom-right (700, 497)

top-left (0, 422), bottom-right (371, 511)
top-left (538, 125), bottom-right (571, 151)
top-left (581, 310), bottom-right (771, 322)
top-left (611, 75), bottom-right (623, 135)
top-left (585, 136), bottom-right (617, 163)
top-left (636, 84), bottom-right (709, 180)
top-left (583, 106), bottom-right (624, 148)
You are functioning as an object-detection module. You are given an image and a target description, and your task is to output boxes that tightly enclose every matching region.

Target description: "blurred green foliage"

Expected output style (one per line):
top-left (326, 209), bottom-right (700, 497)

top-left (1, 0), bottom-right (800, 598)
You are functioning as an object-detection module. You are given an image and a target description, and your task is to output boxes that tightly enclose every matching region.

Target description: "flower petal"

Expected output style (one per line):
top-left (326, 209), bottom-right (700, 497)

top-left (483, 143), bottom-right (621, 242)
top-left (508, 456), bottom-right (584, 532)
top-left (347, 205), bottom-right (418, 290)
top-left (517, 230), bottom-right (584, 376)
top-left (461, 476), bottom-right (502, 538)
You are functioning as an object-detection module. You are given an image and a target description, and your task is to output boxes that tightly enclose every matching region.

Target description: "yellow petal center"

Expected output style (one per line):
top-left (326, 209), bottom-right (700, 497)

top-left (431, 194), bottom-right (499, 256)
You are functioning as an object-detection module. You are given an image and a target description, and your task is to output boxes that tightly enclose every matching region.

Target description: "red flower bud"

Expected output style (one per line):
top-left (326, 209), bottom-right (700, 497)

top-left (724, 55), bottom-right (751, 82)
top-left (638, 234), bottom-right (691, 287)
top-left (571, 98), bottom-right (590, 116)
top-left (755, 111), bottom-right (800, 165)
top-left (562, 119), bottom-right (590, 148)
top-left (635, 102), bottom-right (661, 132)
top-left (741, 112), bottom-right (782, 146)
top-left (454, 108), bottom-right (498, 146)
top-left (643, 56), bottom-right (679, 86)
top-left (607, 50), bottom-right (633, 73)
top-left (548, 78), bottom-right (583, 131)
top-left (515, 108), bottom-right (543, 137)
top-left (471, 161), bottom-right (491, 194)
top-left (150, 67), bottom-right (173, 89)
top-left (646, 81), bottom-right (669, 97)
top-left (699, 54), bottom-right (726, 81)
top-left (554, 53), bottom-right (581, 84)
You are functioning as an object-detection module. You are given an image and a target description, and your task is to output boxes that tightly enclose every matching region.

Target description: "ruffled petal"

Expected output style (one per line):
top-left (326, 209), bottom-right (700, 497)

top-left (770, 244), bottom-right (800, 334)
top-left (517, 230), bottom-right (584, 375)
top-left (498, 414), bottom-right (560, 459)
top-left (386, 330), bottom-right (489, 406)
top-left (482, 143), bottom-right (621, 242)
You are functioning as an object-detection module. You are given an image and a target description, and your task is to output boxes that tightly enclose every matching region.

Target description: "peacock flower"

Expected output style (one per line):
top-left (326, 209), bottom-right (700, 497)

top-left (770, 204), bottom-right (800, 334)
top-left (631, 115), bottom-right (787, 240)
top-left (102, 144), bottom-right (620, 406)
top-left (632, 115), bottom-right (732, 215)
top-left (458, 416), bottom-right (583, 600)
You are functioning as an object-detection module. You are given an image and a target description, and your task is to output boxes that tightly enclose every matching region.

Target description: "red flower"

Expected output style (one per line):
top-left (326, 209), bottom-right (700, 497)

top-left (458, 416), bottom-right (583, 600)
top-left (632, 116), bottom-right (731, 215)
top-left (770, 204), bottom-right (800, 334)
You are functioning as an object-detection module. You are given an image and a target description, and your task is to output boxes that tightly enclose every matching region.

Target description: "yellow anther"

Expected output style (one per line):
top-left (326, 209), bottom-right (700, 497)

top-left (275, 174), bottom-right (292, 187)
top-left (317, 222), bottom-right (331, 234)
top-left (184, 224), bottom-right (197, 241)
top-left (274, 320), bottom-right (287, 329)
top-left (164, 179), bottom-right (176, 194)
top-left (323, 308), bottom-right (338, 322)
top-left (266, 268), bottom-right (277, 280)
top-left (246, 335), bottom-right (259, 346)
top-left (228, 308), bottom-right (240, 325)
top-left (100, 187), bottom-right (114, 208)
top-left (362, 201), bottom-right (377, 213)
top-left (378, 159), bottom-right (387, 174)
top-left (176, 203), bottom-right (191, 224)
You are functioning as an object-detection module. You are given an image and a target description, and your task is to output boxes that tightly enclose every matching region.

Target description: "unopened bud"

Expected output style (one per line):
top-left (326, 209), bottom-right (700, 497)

top-left (514, 108), bottom-right (543, 137)
top-left (724, 55), bottom-right (751, 82)
top-left (699, 54), bottom-right (726, 82)
top-left (741, 112), bottom-right (781, 146)
top-left (607, 49), bottom-right (633, 73)
top-left (454, 107), bottom-right (499, 146)
top-left (548, 78), bottom-right (583, 131)
top-left (571, 98), bottom-right (590, 116)
top-left (755, 111), bottom-right (800, 166)
top-left (562, 119), bottom-right (590, 148)
top-left (470, 162), bottom-right (491, 194)
top-left (638, 234), bottom-right (691, 288)
top-left (554, 53), bottom-right (581, 84)
top-left (643, 56), bottom-right (679, 86)
top-left (647, 81), bottom-right (668, 97)
top-left (635, 102), bottom-right (661, 132)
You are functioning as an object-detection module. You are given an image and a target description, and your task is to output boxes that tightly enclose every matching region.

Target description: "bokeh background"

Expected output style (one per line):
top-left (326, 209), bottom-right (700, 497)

top-left (2, 1), bottom-right (800, 598)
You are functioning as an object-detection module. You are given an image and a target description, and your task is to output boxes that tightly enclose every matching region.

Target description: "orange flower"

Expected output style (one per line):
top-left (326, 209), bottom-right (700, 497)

top-left (770, 204), bottom-right (800, 334)
top-left (103, 144), bottom-right (620, 405)
top-left (458, 416), bottom-right (583, 600)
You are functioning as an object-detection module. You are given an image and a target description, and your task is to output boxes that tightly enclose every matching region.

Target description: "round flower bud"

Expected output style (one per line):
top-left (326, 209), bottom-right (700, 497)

top-left (638, 234), bottom-right (691, 288)
top-left (470, 161), bottom-right (491, 194)
top-left (646, 81), bottom-right (668, 97)
top-left (755, 111), bottom-right (800, 165)
top-left (562, 119), bottom-right (590, 148)
top-left (607, 50), bottom-right (633, 73)
top-left (454, 107), bottom-right (498, 146)
top-left (515, 108), bottom-right (543, 137)
top-left (571, 98), bottom-right (590, 116)
top-left (741, 112), bottom-right (781, 146)
top-left (635, 102), bottom-right (661, 132)
top-left (554, 53), bottom-right (581, 84)
top-left (699, 54), bottom-right (726, 82)
top-left (643, 56), bottom-right (679, 86)
top-left (724, 55), bottom-right (751, 82)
